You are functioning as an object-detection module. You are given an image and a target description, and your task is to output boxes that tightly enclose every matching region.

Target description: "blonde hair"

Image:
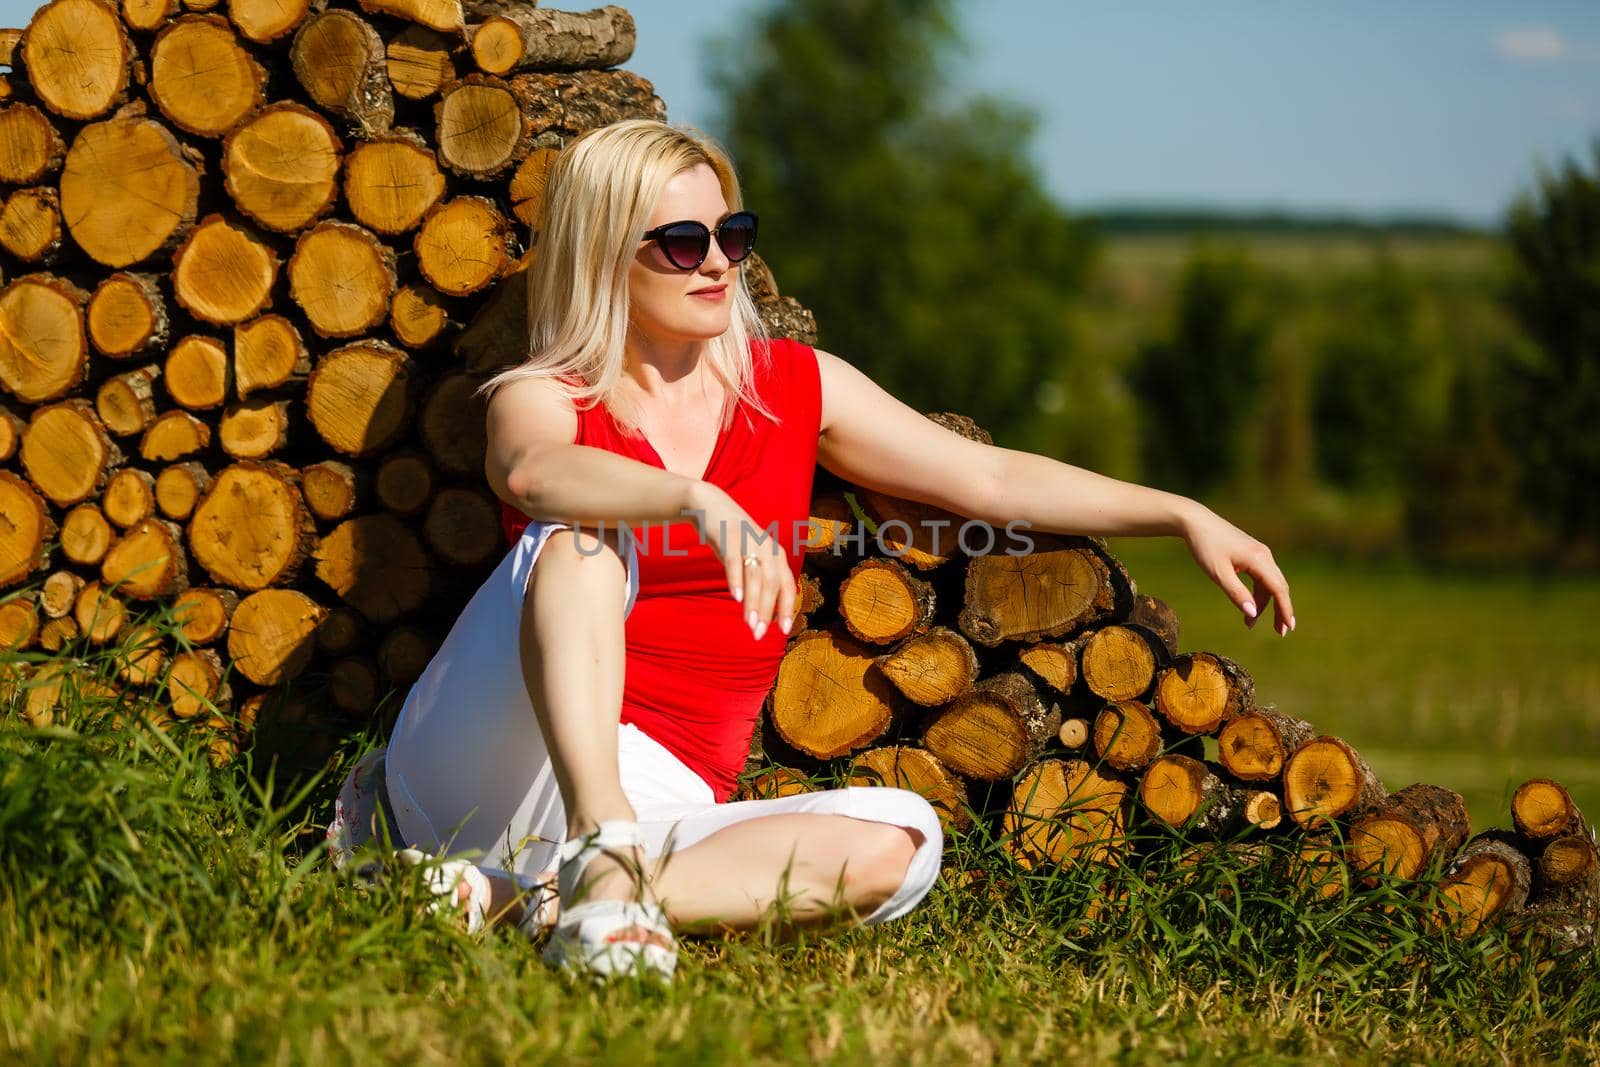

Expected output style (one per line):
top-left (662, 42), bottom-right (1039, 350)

top-left (475, 120), bottom-right (776, 439)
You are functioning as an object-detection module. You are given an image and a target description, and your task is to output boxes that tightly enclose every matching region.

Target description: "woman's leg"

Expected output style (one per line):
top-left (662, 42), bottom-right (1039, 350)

top-left (650, 814), bottom-right (924, 932)
top-left (516, 523), bottom-right (667, 927)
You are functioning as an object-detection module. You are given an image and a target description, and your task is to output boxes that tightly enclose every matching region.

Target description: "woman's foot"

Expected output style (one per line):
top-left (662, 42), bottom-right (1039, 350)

top-left (544, 821), bottom-right (677, 979)
top-left (395, 849), bottom-right (493, 934)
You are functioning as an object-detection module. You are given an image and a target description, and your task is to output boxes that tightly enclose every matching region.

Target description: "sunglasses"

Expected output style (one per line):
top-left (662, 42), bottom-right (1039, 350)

top-left (640, 210), bottom-right (759, 271)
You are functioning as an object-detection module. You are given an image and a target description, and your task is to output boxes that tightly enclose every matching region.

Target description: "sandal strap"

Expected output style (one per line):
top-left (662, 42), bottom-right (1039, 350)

top-left (558, 898), bottom-right (670, 932)
top-left (555, 821), bottom-right (651, 903)
top-left (545, 898), bottom-right (678, 980)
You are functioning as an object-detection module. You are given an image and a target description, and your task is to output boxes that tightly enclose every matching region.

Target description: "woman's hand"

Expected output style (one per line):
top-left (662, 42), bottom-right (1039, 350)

top-left (1178, 503), bottom-right (1296, 635)
top-left (687, 483), bottom-right (795, 641)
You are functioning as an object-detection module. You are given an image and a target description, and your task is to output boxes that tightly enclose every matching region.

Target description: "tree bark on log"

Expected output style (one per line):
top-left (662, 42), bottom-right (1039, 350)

top-left (470, 5), bottom-right (635, 76)
top-left (1139, 754), bottom-right (1252, 834)
top-left (1348, 783), bottom-right (1471, 884)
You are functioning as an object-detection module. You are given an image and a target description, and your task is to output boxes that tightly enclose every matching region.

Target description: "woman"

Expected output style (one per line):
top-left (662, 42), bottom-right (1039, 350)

top-left (327, 120), bottom-right (1294, 981)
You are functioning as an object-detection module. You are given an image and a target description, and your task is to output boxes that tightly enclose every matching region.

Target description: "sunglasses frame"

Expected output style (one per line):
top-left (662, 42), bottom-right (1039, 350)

top-left (640, 210), bottom-right (759, 271)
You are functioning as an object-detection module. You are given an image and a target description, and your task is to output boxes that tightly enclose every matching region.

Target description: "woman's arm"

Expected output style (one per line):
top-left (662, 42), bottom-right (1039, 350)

top-left (485, 375), bottom-right (707, 528)
top-left (487, 375), bottom-right (792, 633)
top-left (815, 349), bottom-right (1296, 635)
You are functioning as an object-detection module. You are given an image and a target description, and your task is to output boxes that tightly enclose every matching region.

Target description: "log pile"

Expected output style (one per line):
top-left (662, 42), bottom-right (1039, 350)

top-left (739, 436), bottom-right (1598, 963)
top-left (0, 0), bottom-right (1587, 971)
top-left (0, 1), bottom-right (813, 760)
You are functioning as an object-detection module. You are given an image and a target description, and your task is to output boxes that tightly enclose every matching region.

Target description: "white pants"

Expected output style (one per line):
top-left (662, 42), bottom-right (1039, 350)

top-left (328, 518), bottom-right (943, 926)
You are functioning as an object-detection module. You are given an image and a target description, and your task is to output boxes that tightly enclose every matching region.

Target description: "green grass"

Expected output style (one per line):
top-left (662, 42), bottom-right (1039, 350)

top-left (3, 555), bottom-right (1598, 1064)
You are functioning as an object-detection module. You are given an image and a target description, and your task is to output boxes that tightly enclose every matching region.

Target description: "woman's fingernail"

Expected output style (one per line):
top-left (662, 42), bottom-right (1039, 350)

top-left (780, 615), bottom-right (792, 635)
top-left (755, 620), bottom-right (767, 640)
top-left (1290, 616), bottom-right (1297, 631)
top-left (1243, 600), bottom-right (1257, 619)
top-left (733, 587), bottom-right (743, 603)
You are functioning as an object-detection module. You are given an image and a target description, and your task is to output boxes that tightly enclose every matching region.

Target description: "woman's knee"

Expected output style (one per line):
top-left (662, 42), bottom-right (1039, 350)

top-left (528, 524), bottom-right (630, 601)
top-left (848, 791), bottom-right (943, 913)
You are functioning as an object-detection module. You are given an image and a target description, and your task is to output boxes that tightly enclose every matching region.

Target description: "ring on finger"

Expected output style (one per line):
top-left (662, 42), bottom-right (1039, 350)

top-left (742, 555), bottom-right (759, 568)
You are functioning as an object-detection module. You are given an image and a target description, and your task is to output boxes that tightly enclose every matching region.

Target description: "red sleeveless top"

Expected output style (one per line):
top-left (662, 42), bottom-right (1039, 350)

top-left (499, 338), bottom-right (822, 801)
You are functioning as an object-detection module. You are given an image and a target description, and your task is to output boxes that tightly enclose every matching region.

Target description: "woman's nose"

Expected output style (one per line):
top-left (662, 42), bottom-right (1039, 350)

top-left (700, 234), bottom-right (731, 275)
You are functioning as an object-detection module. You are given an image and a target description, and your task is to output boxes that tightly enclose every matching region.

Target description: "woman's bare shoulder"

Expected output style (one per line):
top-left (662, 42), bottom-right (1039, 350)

top-left (485, 374), bottom-right (580, 451)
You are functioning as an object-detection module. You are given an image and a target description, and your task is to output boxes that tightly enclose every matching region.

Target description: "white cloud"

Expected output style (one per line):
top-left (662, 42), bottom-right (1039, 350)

top-left (1494, 27), bottom-right (1569, 62)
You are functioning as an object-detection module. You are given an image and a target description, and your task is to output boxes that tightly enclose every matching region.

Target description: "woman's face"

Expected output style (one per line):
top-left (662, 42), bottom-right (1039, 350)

top-left (628, 162), bottom-right (737, 347)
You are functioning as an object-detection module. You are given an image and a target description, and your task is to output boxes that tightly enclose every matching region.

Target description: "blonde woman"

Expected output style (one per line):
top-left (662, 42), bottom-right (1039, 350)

top-left (327, 120), bottom-right (1295, 981)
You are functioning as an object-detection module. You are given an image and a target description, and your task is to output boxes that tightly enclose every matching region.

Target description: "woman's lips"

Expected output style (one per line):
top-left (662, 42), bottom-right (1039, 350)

top-left (689, 284), bottom-right (727, 300)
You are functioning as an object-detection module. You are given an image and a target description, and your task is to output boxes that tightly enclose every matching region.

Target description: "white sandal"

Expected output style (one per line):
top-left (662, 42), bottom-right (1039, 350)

top-left (395, 848), bottom-right (493, 935)
top-left (541, 821), bottom-right (677, 980)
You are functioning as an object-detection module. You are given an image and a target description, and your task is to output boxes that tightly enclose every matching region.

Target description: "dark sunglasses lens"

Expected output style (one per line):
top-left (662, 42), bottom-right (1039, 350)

top-left (658, 224), bottom-right (710, 269)
top-left (718, 215), bottom-right (757, 262)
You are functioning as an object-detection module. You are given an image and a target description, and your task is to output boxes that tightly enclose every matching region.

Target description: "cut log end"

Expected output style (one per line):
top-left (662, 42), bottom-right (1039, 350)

top-left (768, 627), bottom-right (896, 760)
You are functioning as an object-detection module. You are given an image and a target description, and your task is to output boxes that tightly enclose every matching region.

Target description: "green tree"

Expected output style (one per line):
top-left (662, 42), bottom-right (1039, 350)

top-left (707, 0), bottom-right (1096, 448)
top-left (1129, 247), bottom-right (1268, 496)
top-left (1502, 142), bottom-right (1600, 545)
top-left (1311, 255), bottom-right (1427, 489)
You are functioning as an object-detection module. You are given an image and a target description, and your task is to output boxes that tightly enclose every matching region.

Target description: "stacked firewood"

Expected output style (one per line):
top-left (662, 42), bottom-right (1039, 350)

top-left (741, 440), bottom-right (1597, 959)
top-left (0, 2), bottom-right (814, 757)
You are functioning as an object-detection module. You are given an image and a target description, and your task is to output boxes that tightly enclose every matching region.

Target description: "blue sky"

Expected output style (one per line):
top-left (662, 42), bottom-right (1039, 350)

top-left (5, 0), bottom-right (1596, 225)
top-left (629, 0), bottom-right (1600, 226)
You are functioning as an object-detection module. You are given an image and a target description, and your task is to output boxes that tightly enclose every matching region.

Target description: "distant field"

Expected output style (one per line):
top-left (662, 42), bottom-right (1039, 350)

top-left (1105, 537), bottom-right (1600, 829)
top-left (1099, 231), bottom-right (1504, 283)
